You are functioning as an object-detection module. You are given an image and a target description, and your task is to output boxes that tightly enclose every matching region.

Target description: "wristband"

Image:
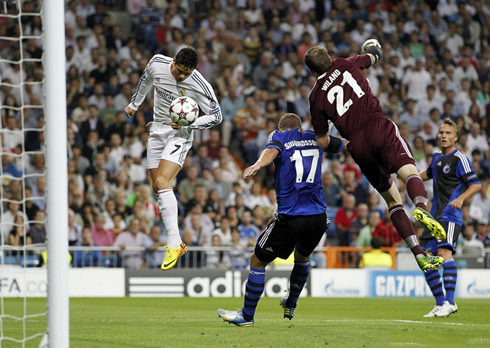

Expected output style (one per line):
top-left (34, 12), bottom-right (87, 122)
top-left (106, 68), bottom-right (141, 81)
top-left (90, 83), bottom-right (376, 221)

top-left (326, 135), bottom-right (344, 153)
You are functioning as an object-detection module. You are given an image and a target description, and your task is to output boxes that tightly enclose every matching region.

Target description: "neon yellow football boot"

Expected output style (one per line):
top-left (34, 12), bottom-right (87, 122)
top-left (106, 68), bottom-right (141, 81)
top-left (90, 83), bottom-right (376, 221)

top-left (417, 254), bottom-right (444, 272)
top-left (413, 207), bottom-right (446, 240)
top-left (161, 242), bottom-right (187, 271)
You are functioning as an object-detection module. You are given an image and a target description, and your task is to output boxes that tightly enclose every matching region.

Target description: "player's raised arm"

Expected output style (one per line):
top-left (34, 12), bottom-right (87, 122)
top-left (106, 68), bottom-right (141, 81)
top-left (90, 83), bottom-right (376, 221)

top-left (125, 55), bottom-right (157, 116)
top-left (345, 39), bottom-right (382, 70)
top-left (243, 148), bottom-right (280, 178)
top-left (185, 72), bottom-right (223, 130)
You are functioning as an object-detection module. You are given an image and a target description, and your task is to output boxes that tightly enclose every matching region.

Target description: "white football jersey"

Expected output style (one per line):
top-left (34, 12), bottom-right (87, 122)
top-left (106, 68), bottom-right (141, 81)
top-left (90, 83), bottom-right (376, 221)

top-left (127, 54), bottom-right (222, 129)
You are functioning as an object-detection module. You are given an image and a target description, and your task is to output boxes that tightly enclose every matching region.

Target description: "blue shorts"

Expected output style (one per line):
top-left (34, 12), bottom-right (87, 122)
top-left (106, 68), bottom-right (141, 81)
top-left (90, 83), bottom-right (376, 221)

top-left (420, 221), bottom-right (461, 255)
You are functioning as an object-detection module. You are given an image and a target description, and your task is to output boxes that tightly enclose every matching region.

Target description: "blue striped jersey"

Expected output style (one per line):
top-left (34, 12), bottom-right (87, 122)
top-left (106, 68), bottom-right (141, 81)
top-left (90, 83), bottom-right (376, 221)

top-left (426, 149), bottom-right (480, 225)
top-left (266, 128), bottom-right (327, 216)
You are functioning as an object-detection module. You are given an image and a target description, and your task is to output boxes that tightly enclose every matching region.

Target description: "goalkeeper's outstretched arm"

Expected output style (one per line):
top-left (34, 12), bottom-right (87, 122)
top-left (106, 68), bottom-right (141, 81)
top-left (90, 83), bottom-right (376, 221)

top-left (362, 38), bottom-right (382, 65)
top-left (346, 39), bottom-right (382, 71)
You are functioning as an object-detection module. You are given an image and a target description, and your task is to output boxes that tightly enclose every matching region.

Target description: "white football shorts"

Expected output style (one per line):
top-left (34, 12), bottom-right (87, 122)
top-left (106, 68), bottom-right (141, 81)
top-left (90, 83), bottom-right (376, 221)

top-left (147, 122), bottom-right (193, 169)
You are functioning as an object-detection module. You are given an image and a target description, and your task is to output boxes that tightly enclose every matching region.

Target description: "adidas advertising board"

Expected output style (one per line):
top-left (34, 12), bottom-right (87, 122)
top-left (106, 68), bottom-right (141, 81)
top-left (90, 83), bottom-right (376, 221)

top-left (126, 270), bottom-right (309, 298)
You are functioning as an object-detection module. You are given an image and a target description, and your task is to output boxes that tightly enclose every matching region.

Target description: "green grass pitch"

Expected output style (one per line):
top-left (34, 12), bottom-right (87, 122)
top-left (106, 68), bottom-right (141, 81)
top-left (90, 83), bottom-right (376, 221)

top-left (2, 297), bottom-right (490, 347)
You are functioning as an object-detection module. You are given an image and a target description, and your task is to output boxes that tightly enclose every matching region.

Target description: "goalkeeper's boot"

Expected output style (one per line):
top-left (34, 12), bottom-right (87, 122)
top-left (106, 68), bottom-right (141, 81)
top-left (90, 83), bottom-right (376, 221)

top-left (413, 207), bottom-right (446, 240)
top-left (280, 294), bottom-right (296, 320)
top-left (217, 309), bottom-right (254, 327)
top-left (417, 254), bottom-right (444, 272)
top-left (161, 242), bottom-right (187, 271)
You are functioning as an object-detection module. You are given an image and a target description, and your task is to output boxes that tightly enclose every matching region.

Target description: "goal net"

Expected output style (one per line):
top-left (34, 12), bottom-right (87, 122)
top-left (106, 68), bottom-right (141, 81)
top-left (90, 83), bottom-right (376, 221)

top-left (1, 0), bottom-right (68, 346)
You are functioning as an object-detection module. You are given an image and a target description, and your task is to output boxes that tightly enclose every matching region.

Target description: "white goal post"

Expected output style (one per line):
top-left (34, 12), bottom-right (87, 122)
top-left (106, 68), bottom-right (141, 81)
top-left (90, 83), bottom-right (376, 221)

top-left (44, 0), bottom-right (69, 346)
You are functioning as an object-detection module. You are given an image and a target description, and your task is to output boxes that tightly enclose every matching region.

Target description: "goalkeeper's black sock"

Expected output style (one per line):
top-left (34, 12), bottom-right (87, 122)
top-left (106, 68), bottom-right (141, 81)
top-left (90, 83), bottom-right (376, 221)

top-left (286, 260), bottom-right (310, 308)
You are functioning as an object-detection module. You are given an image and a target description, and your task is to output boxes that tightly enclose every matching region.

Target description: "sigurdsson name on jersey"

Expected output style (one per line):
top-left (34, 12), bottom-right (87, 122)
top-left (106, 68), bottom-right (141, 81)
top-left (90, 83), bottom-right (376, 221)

top-left (155, 87), bottom-right (177, 102)
top-left (284, 139), bottom-right (318, 150)
top-left (321, 69), bottom-right (341, 91)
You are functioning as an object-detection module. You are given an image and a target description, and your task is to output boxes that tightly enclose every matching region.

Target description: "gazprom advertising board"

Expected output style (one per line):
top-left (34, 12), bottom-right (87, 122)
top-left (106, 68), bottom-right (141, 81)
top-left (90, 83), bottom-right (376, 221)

top-left (311, 269), bottom-right (490, 298)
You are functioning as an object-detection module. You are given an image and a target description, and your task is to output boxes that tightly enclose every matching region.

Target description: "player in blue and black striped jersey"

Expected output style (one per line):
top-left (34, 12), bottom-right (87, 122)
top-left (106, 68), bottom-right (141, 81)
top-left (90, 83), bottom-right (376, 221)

top-left (218, 113), bottom-right (345, 327)
top-left (419, 118), bottom-right (481, 318)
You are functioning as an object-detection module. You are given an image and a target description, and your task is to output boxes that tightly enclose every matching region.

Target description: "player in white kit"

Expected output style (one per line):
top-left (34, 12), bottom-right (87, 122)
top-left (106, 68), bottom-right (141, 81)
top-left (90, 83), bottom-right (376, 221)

top-left (124, 48), bottom-right (222, 270)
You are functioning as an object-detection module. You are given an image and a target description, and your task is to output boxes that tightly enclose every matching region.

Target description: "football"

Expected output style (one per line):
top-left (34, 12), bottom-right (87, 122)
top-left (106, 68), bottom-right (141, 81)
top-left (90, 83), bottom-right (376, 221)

top-left (361, 39), bottom-right (382, 54)
top-left (169, 96), bottom-right (199, 126)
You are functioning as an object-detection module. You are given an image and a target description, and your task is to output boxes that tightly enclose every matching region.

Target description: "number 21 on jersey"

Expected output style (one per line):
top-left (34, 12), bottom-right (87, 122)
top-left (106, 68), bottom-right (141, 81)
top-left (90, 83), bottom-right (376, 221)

top-left (290, 149), bottom-right (319, 183)
top-left (327, 71), bottom-right (365, 116)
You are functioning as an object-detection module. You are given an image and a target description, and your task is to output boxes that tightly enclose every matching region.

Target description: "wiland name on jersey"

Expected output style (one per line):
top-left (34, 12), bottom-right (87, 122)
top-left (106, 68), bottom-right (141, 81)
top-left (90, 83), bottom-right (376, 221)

top-left (321, 69), bottom-right (341, 91)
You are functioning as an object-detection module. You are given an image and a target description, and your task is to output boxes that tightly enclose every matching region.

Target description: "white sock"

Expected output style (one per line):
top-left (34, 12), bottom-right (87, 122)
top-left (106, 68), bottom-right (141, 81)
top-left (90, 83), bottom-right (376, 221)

top-left (158, 188), bottom-right (182, 248)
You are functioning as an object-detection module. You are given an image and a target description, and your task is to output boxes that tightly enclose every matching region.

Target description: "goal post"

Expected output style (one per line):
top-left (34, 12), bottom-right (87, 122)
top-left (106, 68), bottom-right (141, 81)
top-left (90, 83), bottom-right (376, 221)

top-left (44, 0), bottom-right (69, 345)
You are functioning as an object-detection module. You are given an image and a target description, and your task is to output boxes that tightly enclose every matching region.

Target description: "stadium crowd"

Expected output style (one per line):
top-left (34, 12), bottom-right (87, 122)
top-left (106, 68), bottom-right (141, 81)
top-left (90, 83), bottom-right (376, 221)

top-left (1, 0), bottom-right (490, 269)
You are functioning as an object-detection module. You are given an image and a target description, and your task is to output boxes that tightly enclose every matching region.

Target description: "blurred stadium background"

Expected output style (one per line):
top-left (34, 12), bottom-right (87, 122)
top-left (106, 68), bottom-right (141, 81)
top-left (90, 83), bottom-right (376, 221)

top-left (1, 0), bottom-right (490, 346)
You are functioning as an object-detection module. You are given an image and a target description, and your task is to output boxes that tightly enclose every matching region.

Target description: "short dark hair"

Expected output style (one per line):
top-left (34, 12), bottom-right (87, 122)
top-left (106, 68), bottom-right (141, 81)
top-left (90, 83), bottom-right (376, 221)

top-left (304, 46), bottom-right (331, 75)
top-left (175, 47), bottom-right (198, 69)
top-left (371, 236), bottom-right (383, 249)
top-left (278, 113), bottom-right (302, 130)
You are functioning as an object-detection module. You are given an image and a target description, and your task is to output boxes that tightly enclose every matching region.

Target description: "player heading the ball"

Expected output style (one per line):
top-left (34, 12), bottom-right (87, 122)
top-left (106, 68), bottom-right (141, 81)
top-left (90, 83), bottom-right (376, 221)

top-left (124, 47), bottom-right (222, 270)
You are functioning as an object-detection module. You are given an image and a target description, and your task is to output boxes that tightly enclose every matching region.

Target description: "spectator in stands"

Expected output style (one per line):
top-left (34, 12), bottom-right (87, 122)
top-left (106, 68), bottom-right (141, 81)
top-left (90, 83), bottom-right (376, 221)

top-left (335, 194), bottom-right (358, 246)
top-left (205, 234), bottom-right (231, 269)
top-left (470, 179), bottom-right (490, 221)
top-left (401, 58), bottom-right (432, 102)
top-left (348, 203), bottom-right (369, 246)
top-left (9, 215), bottom-right (31, 249)
top-left (91, 215), bottom-right (113, 246)
top-left (359, 237), bottom-right (393, 269)
top-left (212, 216), bottom-right (232, 245)
top-left (31, 177), bottom-right (46, 210)
top-left (178, 165), bottom-right (207, 201)
top-left (192, 145), bottom-right (213, 175)
top-left (238, 106), bottom-right (266, 165)
top-left (342, 171), bottom-right (368, 205)
top-left (226, 228), bottom-right (248, 269)
top-left (1, 154), bottom-right (22, 179)
top-left (144, 225), bottom-right (166, 268)
top-left (186, 212), bottom-right (213, 246)
top-left (238, 210), bottom-right (259, 247)
top-left (80, 105), bottom-right (105, 144)
top-left (476, 219), bottom-right (490, 248)
top-left (114, 218), bottom-right (147, 269)
top-left (68, 209), bottom-right (82, 246)
top-left (73, 226), bottom-right (100, 267)
top-left (2, 116), bottom-right (22, 153)
top-left (467, 123), bottom-right (489, 158)
top-left (244, 182), bottom-right (270, 210)
top-left (373, 212), bottom-right (403, 247)
top-left (29, 210), bottom-right (46, 244)
top-left (179, 229), bottom-right (204, 268)
top-left (24, 187), bottom-right (40, 221)
top-left (357, 211), bottom-right (381, 248)
top-left (461, 224), bottom-right (485, 255)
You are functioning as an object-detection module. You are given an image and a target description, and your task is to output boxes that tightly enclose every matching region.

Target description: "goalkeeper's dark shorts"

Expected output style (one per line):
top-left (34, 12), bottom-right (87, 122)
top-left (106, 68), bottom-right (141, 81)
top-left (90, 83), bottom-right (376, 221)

top-left (347, 117), bottom-right (416, 193)
top-left (254, 212), bottom-right (330, 263)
